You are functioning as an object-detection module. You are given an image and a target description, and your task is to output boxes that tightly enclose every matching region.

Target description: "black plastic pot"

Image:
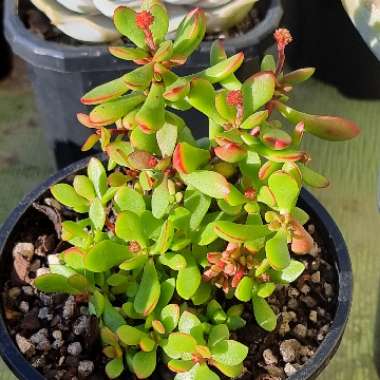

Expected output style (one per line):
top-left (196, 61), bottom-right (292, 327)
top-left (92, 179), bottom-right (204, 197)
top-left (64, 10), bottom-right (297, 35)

top-left (281, 0), bottom-right (380, 100)
top-left (0, 155), bottom-right (352, 380)
top-left (4, 0), bottom-right (282, 169)
top-left (0, 0), bottom-right (12, 79)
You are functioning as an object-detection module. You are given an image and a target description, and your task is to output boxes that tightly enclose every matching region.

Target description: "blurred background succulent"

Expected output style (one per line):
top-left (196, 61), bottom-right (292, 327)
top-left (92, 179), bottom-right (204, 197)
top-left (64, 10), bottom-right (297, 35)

top-left (341, 0), bottom-right (380, 60)
top-left (29, 0), bottom-right (258, 43)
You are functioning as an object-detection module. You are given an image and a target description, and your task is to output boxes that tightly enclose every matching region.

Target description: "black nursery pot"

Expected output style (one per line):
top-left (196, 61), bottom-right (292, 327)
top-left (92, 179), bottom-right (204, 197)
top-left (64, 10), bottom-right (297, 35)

top-left (4, 0), bottom-right (282, 169)
top-left (281, 0), bottom-right (380, 100)
top-left (0, 155), bottom-right (352, 380)
top-left (0, 0), bottom-right (12, 79)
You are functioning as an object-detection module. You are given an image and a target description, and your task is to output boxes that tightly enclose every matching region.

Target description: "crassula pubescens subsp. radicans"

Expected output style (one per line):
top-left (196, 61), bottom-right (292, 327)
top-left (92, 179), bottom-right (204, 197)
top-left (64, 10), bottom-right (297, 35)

top-left (33, 2), bottom-right (360, 379)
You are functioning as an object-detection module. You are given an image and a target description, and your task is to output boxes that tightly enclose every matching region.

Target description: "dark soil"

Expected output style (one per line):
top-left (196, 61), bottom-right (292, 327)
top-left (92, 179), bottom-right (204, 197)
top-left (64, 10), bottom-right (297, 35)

top-left (2, 192), bottom-right (336, 380)
top-left (19, 0), bottom-right (266, 46)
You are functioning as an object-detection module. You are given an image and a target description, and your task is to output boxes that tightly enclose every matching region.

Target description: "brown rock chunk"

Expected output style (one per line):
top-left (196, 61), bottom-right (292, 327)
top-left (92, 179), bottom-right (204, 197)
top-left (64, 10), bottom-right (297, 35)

top-left (16, 334), bottom-right (35, 357)
top-left (279, 339), bottom-right (302, 363)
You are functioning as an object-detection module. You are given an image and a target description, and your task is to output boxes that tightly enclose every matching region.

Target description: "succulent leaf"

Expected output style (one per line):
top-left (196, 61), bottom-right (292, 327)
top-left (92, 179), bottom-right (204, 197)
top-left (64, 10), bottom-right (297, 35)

top-left (211, 340), bottom-right (248, 367)
top-left (252, 296), bottom-right (277, 332)
top-left (81, 77), bottom-right (129, 105)
top-left (134, 259), bottom-right (161, 316)
top-left (108, 46), bottom-right (150, 61)
top-left (272, 100), bottom-right (360, 141)
top-left (265, 229), bottom-right (290, 270)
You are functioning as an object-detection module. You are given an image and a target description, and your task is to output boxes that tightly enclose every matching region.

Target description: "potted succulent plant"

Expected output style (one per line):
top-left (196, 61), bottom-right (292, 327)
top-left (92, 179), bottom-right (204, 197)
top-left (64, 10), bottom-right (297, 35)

top-left (4, 0), bottom-right (282, 168)
top-left (0, 2), bottom-right (359, 379)
top-left (282, 0), bottom-right (380, 99)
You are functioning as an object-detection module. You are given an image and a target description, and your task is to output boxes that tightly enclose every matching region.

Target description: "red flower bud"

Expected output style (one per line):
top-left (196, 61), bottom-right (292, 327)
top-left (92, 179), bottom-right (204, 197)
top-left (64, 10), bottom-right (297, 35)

top-left (244, 187), bottom-right (257, 200)
top-left (274, 28), bottom-right (293, 49)
top-left (227, 90), bottom-right (243, 107)
top-left (136, 11), bottom-right (154, 30)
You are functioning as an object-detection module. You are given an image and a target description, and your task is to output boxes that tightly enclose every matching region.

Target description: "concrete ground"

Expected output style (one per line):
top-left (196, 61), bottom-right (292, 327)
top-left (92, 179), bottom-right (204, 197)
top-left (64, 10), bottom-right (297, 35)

top-left (0, 57), bottom-right (379, 380)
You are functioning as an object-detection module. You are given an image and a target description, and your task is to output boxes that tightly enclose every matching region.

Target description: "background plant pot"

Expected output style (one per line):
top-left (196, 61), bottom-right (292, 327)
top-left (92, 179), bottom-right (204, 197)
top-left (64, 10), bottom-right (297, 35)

top-left (0, 154), bottom-right (352, 380)
top-left (281, 0), bottom-right (380, 100)
top-left (4, 0), bottom-right (282, 169)
top-left (0, 0), bottom-right (12, 80)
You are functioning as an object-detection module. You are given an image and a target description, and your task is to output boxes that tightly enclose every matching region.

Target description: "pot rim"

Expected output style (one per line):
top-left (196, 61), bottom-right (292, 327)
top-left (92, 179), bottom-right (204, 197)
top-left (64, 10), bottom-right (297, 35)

top-left (0, 154), bottom-right (352, 380)
top-left (3, 0), bottom-right (283, 72)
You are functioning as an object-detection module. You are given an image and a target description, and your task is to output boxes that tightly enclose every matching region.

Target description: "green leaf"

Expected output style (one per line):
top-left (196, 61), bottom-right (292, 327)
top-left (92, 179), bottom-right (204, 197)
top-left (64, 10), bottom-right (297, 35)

top-left (269, 260), bottom-right (305, 284)
top-left (194, 364), bottom-right (220, 380)
top-left (183, 171), bottom-right (230, 199)
top-left (163, 78), bottom-right (190, 102)
top-left (239, 110), bottom-right (269, 130)
top-left (176, 254), bottom-right (201, 300)
top-left (260, 54), bottom-right (276, 71)
top-left (198, 53), bottom-right (244, 84)
top-left (134, 260), bottom-right (161, 316)
top-left (122, 63), bottom-right (154, 91)
top-left (272, 100), bottom-right (360, 141)
top-left (173, 143), bottom-right (211, 174)
top-left (213, 221), bottom-right (270, 244)
top-left (268, 171), bottom-right (300, 212)
top-left (153, 219), bottom-right (174, 254)
top-left (234, 276), bottom-right (253, 302)
top-left (262, 128), bottom-right (292, 150)
top-left (119, 254), bottom-right (147, 271)
top-left (168, 359), bottom-right (195, 373)
top-left (159, 252), bottom-right (187, 270)
top-left (298, 163), bottom-right (330, 188)
top-left (152, 177), bottom-right (171, 219)
top-left (165, 333), bottom-right (197, 359)
top-left (155, 278), bottom-right (176, 312)
top-left (89, 198), bottom-right (105, 230)
top-left (281, 67), bottom-right (315, 86)
top-left (136, 82), bottom-right (165, 133)
top-left (130, 127), bottom-right (159, 154)
top-left (50, 184), bottom-right (88, 213)
top-left (108, 46), bottom-right (150, 61)
top-left (212, 361), bottom-right (243, 378)
top-left (256, 282), bottom-right (276, 298)
top-left (89, 289), bottom-right (105, 317)
top-left (117, 325), bottom-right (144, 345)
top-left (87, 157), bottom-right (108, 198)
top-left (61, 221), bottom-right (92, 249)
top-left (113, 6), bottom-right (146, 49)
top-left (73, 175), bottom-right (95, 201)
top-left (191, 282), bottom-right (212, 305)
top-left (187, 78), bottom-right (226, 124)
top-left (115, 211), bottom-right (148, 247)
top-left (106, 141), bottom-right (133, 167)
top-left (157, 122), bottom-right (178, 157)
top-left (150, 3), bottom-right (169, 45)
top-left (133, 349), bottom-right (157, 379)
top-left (34, 273), bottom-right (80, 294)
top-left (265, 229), bottom-right (290, 270)
top-left (114, 186), bottom-right (146, 215)
top-left (153, 40), bottom-right (173, 62)
top-left (184, 189), bottom-right (211, 230)
top-left (252, 296), bottom-right (277, 332)
top-left (89, 94), bottom-right (145, 127)
top-left (178, 311), bottom-right (201, 334)
top-left (62, 247), bottom-right (85, 270)
top-left (105, 358), bottom-right (124, 380)
top-left (161, 304), bottom-right (180, 333)
top-left (208, 324), bottom-right (229, 348)
top-left (211, 340), bottom-right (248, 366)
top-left (291, 207), bottom-right (310, 225)
top-left (103, 297), bottom-right (126, 332)
top-left (242, 72), bottom-right (276, 117)
top-left (141, 210), bottom-right (164, 239)
top-left (81, 77), bottom-right (129, 105)
top-left (85, 240), bottom-right (132, 272)
top-left (173, 8), bottom-right (206, 59)
top-left (207, 300), bottom-right (227, 324)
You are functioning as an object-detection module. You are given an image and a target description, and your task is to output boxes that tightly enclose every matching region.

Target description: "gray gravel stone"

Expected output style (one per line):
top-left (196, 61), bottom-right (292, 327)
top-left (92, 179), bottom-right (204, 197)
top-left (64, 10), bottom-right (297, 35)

top-left (63, 296), bottom-right (76, 320)
top-left (16, 334), bottom-right (35, 356)
top-left (67, 342), bottom-right (82, 356)
top-left (19, 301), bottom-right (29, 313)
top-left (78, 360), bottom-right (95, 377)
top-left (279, 339), bottom-right (301, 363)
top-left (263, 349), bottom-right (278, 365)
top-left (13, 242), bottom-right (34, 261)
top-left (284, 363), bottom-right (298, 376)
top-left (73, 315), bottom-right (89, 336)
top-left (293, 324), bottom-right (307, 339)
